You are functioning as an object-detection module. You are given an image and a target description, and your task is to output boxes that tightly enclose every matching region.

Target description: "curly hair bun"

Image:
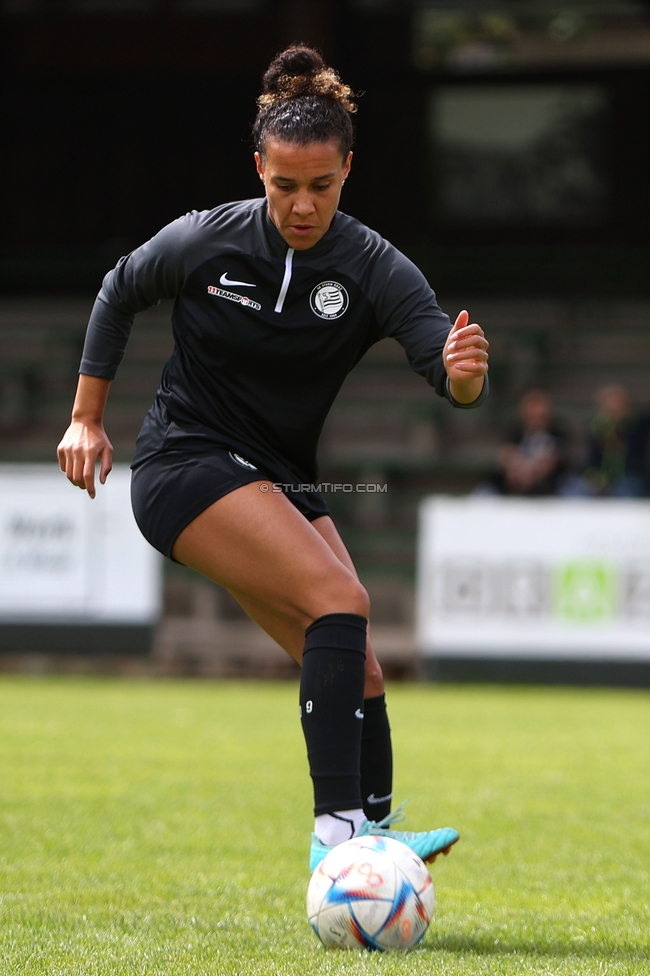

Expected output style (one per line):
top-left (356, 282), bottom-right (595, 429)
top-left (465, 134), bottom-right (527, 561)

top-left (264, 46), bottom-right (325, 87)
top-left (258, 45), bottom-right (357, 114)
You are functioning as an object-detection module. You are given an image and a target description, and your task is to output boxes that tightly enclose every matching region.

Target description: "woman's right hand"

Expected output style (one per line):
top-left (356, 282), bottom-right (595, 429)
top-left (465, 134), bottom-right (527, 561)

top-left (58, 375), bottom-right (114, 498)
top-left (57, 420), bottom-right (113, 499)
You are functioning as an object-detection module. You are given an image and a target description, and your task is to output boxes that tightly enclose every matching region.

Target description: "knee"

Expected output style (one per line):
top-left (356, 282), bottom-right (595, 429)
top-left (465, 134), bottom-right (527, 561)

top-left (364, 655), bottom-right (384, 698)
top-left (330, 578), bottom-right (370, 620)
top-left (305, 576), bottom-right (370, 623)
top-left (347, 579), bottom-right (370, 620)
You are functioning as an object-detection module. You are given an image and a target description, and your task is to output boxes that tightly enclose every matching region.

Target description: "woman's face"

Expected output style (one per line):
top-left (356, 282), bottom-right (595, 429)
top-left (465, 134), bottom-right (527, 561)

top-left (255, 138), bottom-right (352, 250)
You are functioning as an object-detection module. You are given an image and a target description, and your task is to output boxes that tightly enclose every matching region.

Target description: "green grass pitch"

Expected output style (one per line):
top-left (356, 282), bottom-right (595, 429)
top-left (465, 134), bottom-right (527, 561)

top-left (0, 677), bottom-right (648, 975)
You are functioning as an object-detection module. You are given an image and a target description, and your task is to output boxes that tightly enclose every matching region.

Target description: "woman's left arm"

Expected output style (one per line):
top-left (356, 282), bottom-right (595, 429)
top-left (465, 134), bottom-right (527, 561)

top-left (370, 244), bottom-right (489, 407)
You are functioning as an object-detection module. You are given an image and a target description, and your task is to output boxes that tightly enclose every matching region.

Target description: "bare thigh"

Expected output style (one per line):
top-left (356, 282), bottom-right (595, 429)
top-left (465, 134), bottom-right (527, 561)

top-left (171, 482), bottom-right (383, 697)
top-left (229, 516), bottom-right (384, 697)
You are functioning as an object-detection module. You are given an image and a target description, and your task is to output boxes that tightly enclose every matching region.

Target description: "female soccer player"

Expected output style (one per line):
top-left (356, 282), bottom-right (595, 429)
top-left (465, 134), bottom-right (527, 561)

top-left (58, 46), bottom-right (489, 871)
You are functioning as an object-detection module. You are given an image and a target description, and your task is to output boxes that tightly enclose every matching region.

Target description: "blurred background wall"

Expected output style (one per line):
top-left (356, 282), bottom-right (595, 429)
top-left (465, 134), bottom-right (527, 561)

top-left (2, 0), bottom-right (650, 674)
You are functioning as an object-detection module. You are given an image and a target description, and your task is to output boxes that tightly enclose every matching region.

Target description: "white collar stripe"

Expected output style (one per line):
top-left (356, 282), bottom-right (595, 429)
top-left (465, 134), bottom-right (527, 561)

top-left (274, 247), bottom-right (294, 314)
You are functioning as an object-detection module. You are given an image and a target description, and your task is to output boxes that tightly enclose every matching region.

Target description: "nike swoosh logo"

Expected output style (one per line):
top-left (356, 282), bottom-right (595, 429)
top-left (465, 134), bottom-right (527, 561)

top-left (366, 792), bottom-right (393, 804)
top-left (220, 272), bottom-right (256, 288)
top-left (355, 708), bottom-right (364, 719)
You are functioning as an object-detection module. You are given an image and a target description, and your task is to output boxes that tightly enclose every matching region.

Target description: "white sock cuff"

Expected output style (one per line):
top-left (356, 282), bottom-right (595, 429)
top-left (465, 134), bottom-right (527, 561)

top-left (315, 808), bottom-right (365, 847)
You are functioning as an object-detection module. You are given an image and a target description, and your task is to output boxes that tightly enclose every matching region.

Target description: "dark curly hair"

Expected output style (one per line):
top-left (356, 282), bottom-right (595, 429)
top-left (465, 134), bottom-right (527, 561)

top-left (253, 45), bottom-right (357, 160)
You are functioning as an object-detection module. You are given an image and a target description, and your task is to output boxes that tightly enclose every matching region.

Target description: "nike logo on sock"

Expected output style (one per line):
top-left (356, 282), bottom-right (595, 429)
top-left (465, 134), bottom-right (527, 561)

top-left (220, 272), bottom-right (256, 288)
top-left (355, 708), bottom-right (364, 719)
top-left (366, 792), bottom-right (393, 804)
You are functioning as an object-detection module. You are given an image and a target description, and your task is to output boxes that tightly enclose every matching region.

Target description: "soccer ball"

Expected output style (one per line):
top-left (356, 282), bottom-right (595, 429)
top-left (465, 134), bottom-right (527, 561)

top-left (306, 835), bottom-right (435, 950)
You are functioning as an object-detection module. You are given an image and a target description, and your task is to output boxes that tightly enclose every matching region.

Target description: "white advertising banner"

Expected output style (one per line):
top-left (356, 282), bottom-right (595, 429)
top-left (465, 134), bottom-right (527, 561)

top-left (0, 465), bottom-right (162, 624)
top-left (417, 497), bottom-right (650, 660)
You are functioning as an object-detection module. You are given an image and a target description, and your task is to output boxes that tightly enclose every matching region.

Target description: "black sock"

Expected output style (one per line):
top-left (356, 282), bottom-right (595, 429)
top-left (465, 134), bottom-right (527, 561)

top-left (299, 612), bottom-right (367, 816)
top-left (360, 693), bottom-right (393, 822)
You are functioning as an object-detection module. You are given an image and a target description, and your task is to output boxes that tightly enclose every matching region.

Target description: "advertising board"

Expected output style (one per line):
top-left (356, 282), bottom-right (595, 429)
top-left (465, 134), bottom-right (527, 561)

top-left (0, 465), bottom-right (161, 626)
top-left (417, 497), bottom-right (650, 661)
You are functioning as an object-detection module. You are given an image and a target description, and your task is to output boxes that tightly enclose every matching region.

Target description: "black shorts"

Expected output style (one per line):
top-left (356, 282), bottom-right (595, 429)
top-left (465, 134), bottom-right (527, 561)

top-left (130, 444), bottom-right (329, 560)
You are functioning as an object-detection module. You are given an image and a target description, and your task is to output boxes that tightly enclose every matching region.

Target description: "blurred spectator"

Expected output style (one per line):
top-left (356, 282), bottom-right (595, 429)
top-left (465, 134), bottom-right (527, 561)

top-left (493, 389), bottom-right (568, 496)
top-left (583, 384), bottom-right (650, 497)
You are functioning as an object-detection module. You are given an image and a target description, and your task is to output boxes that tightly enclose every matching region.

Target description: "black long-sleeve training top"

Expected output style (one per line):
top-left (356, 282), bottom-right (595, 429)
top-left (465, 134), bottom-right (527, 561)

top-left (80, 197), bottom-right (487, 485)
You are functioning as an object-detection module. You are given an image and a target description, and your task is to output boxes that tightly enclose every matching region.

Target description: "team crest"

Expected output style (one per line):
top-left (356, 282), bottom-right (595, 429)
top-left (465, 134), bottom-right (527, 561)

top-left (310, 281), bottom-right (349, 320)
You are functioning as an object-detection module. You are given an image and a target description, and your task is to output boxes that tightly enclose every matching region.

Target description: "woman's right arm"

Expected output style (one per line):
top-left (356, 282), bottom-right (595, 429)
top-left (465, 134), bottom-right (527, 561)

top-left (57, 375), bottom-right (113, 498)
top-left (57, 209), bottom-right (209, 497)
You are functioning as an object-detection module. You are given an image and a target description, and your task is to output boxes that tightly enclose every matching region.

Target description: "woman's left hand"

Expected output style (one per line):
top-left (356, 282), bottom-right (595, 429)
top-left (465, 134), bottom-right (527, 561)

top-left (443, 309), bottom-right (489, 403)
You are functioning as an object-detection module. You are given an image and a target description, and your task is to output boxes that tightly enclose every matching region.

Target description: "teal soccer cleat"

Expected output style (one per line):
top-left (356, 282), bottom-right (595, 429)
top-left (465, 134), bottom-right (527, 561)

top-left (309, 804), bottom-right (459, 872)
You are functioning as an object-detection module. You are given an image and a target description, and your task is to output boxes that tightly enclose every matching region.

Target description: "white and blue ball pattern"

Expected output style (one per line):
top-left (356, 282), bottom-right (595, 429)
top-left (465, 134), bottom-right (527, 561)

top-left (307, 835), bottom-right (434, 950)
